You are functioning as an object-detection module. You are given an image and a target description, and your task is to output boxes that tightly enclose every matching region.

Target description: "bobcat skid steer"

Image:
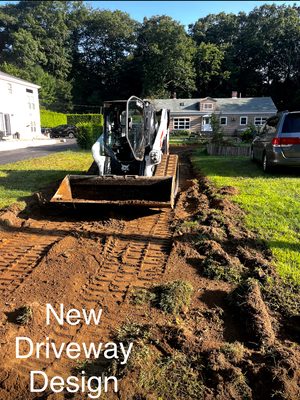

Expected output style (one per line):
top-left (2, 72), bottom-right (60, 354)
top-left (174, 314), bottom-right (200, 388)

top-left (50, 96), bottom-right (179, 208)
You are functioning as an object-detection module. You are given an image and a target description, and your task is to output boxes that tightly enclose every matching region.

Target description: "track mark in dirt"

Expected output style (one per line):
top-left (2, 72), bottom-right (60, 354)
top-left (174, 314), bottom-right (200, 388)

top-left (0, 219), bottom-right (82, 295)
top-left (0, 233), bottom-right (58, 293)
top-left (81, 210), bottom-right (172, 306)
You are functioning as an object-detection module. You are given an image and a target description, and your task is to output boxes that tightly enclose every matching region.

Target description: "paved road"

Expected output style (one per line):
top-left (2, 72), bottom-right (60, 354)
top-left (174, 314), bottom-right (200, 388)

top-left (0, 139), bottom-right (78, 165)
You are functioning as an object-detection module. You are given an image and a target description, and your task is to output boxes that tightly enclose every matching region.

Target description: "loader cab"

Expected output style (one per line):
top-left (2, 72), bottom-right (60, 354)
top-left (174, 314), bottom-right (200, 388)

top-left (103, 97), bottom-right (147, 164)
top-left (103, 100), bottom-right (132, 162)
top-left (126, 96), bottom-right (146, 161)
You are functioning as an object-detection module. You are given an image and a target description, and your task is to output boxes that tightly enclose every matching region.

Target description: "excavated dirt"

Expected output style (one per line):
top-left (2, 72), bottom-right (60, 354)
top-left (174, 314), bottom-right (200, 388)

top-left (0, 147), bottom-right (299, 399)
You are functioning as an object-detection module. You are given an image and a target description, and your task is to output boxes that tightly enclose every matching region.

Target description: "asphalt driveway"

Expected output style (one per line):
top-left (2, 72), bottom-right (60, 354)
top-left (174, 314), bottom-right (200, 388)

top-left (0, 139), bottom-right (78, 165)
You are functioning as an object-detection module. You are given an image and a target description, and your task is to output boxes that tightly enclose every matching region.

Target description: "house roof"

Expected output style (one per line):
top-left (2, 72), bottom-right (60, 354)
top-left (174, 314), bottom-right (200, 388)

top-left (151, 97), bottom-right (277, 114)
top-left (0, 70), bottom-right (40, 89)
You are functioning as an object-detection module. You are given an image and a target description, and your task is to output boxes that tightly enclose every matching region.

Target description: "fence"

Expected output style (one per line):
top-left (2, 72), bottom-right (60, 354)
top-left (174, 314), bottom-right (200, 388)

top-left (207, 143), bottom-right (251, 157)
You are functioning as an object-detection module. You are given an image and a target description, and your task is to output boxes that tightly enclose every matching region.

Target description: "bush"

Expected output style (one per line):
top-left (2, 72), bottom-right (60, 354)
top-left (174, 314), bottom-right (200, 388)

top-left (171, 130), bottom-right (190, 137)
top-left (76, 123), bottom-right (103, 149)
top-left (240, 124), bottom-right (257, 142)
top-left (67, 113), bottom-right (104, 126)
top-left (40, 109), bottom-right (67, 127)
top-left (211, 113), bottom-right (224, 143)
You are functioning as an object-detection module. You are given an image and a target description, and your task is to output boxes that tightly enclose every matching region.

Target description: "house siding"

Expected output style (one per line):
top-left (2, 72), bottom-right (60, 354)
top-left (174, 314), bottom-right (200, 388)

top-left (169, 113), bottom-right (275, 136)
top-left (154, 96), bottom-right (277, 137)
top-left (170, 115), bottom-right (201, 132)
top-left (220, 114), bottom-right (272, 136)
top-left (0, 72), bottom-right (41, 140)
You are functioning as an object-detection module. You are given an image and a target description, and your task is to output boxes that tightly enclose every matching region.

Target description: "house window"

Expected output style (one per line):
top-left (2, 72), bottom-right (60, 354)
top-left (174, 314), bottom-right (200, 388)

top-left (27, 95), bottom-right (35, 110)
top-left (0, 114), bottom-right (11, 136)
top-left (173, 118), bottom-right (190, 130)
top-left (220, 117), bottom-right (227, 125)
top-left (254, 117), bottom-right (267, 126)
top-left (240, 116), bottom-right (248, 125)
top-left (203, 103), bottom-right (213, 110)
top-left (26, 88), bottom-right (33, 93)
top-left (31, 121), bottom-right (36, 133)
top-left (7, 83), bottom-right (12, 94)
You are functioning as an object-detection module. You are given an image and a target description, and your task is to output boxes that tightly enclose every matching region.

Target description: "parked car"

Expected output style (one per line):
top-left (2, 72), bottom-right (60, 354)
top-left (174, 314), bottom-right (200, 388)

top-left (41, 128), bottom-right (52, 137)
top-left (251, 111), bottom-right (300, 172)
top-left (50, 124), bottom-right (77, 138)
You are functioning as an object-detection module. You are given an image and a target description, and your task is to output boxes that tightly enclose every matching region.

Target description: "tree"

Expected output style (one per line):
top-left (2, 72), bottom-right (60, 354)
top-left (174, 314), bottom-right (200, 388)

top-left (0, 1), bottom-right (84, 111)
top-left (135, 16), bottom-right (196, 98)
top-left (195, 42), bottom-right (230, 96)
top-left (211, 113), bottom-right (224, 143)
top-left (72, 9), bottom-right (138, 105)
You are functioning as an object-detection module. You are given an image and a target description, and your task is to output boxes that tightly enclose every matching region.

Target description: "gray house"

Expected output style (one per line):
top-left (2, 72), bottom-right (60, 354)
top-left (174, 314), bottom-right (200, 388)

top-left (152, 93), bottom-right (277, 136)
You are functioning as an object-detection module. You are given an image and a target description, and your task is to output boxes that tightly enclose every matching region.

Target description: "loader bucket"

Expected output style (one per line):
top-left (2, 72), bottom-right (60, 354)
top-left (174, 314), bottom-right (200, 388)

top-left (50, 174), bottom-right (176, 208)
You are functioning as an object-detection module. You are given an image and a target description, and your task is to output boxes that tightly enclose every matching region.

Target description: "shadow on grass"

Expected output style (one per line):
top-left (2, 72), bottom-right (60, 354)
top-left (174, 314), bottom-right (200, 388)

top-left (192, 153), bottom-right (300, 179)
top-left (269, 240), bottom-right (300, 254)
top-left (0, 169), bottom-right (83, 194)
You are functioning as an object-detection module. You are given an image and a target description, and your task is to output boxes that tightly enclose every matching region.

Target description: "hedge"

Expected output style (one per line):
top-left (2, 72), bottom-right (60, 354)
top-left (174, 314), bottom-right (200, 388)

top-left (40, 109), bottom-right (67, 127)
top-left (76, 123), bottom-right (103, 150)
top-left (40, 110), bottom-right (104, 129)
top-left (67, 114), bottom-right (104, 126)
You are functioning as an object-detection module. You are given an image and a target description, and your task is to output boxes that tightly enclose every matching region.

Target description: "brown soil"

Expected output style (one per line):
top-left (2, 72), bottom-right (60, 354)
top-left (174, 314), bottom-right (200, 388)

top-left (0, 146), bottom-right (299, 399)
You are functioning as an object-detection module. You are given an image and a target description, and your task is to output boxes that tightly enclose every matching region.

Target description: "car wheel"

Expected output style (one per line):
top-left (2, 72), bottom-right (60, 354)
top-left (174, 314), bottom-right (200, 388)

top-left (262, 153), bottom-right (272, 173)
top-left (250, 147), bottom-right (255, 162)
top-left (68, 132), bottom-right (74, 138)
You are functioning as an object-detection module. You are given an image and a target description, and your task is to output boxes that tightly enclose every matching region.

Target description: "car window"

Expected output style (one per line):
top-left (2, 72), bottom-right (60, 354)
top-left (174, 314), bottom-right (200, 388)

top-left (261, 116), bottom-right (279, 135)
top-left (282, 113), bottom-right (300, 134)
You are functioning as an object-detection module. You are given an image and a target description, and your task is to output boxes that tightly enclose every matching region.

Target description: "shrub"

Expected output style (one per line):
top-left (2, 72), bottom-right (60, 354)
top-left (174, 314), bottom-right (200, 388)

top-left (40, 109), bottom-right (67, 127)
top-left (76, 123), bottom-right (103, 149)
top-left (67, 113), bottom-right (104, 126)
top-left (240, 124), bottom-right (257, 142)
top-left (211, 113), bottom-right (224, 143)
top-left (171, 130), bottom-right (190, 137)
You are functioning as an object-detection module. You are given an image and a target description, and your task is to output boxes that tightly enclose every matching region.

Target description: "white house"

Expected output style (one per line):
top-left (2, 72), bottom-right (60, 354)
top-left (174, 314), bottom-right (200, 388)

top-left (0, 71), bottom-right (41, 140)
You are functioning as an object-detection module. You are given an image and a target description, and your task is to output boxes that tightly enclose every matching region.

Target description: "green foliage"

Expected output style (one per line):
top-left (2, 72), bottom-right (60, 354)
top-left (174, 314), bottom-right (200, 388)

top-left (191, 150), bottom-right (300, 285)
top-left (211, 113), bottom-right (224, 143)
top-left (240, 124), bottom-right (257, 142)
top-left (40, 109), bottom-right (67, 128)
top-left (67, 114), bottom-right (104, 126)
top-left (1, 2), bottom-right (300, 110)
top-left (136, 15), bottom-right (196, 97)
top-left (195, 42), bottom-right (230, 94)
top-left (171, 130), bottom-right (190, 137)
top-left (76, 123), bottom-right (103, 150)
top-left (72, 9), bottom-right (138, 104)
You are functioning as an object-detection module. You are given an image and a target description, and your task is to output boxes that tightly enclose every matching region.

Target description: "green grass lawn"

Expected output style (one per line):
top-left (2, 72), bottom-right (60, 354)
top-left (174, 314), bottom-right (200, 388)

top-left (0, 150), bottom-right (93, 209)
top-left (192, 149), bottom-right (300, 285)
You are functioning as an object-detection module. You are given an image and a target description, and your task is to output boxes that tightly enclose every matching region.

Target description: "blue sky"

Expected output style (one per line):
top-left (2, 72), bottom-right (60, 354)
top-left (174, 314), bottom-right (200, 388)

top-left (89, 1), bottom-right (300, 26)
top-left (1, 1), bottom-right (299, 26)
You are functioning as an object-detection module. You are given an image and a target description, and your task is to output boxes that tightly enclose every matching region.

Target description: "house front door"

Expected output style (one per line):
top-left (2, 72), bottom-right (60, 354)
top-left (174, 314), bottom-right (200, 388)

top-left (202, 116), bottom-right (212, 132)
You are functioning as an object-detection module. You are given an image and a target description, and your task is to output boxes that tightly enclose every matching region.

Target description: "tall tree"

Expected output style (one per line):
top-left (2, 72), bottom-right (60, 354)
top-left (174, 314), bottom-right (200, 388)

top-left (195, 42), bottom-right (230, 96)
top-left (72, 9), bottom-right (138, 106)
top-left (136, 15), bottom-right (196, 98)
top-left (0, 1), bottom-right (84, 111)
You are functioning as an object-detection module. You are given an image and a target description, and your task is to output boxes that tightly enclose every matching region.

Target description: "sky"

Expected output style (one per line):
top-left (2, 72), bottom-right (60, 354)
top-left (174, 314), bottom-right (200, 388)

top-left (89, 1), bottom-right (300, 26)
top-left (1, 0), bottom-right (299, 26)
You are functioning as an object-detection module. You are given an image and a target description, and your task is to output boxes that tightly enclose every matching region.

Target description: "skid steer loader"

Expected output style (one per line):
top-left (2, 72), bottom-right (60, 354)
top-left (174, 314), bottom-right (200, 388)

top-left (50, 96), bottom-right (179, 208)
